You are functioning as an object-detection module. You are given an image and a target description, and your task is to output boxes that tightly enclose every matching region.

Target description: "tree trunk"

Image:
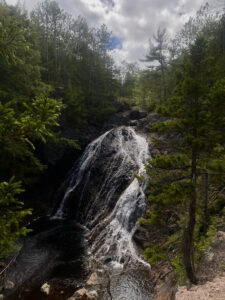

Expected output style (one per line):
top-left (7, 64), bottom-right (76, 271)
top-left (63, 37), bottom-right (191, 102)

top-left (159, 55), bottom-right (166, 102)
top-left (183, 150), bottom-right (198, 284)
top-left (203, 171), bottom-right (209, 235)
top-left (183, 96), bottom-right (198, 284)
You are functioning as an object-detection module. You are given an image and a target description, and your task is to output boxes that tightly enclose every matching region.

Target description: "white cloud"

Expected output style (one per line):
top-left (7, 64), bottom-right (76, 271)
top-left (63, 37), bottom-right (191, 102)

top-left (6, 0), bottom-right (206, 67)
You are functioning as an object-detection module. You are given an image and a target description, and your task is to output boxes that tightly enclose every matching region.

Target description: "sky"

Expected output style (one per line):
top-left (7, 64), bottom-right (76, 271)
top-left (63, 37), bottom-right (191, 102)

top-left (6, 0), bottom-right (207, 67)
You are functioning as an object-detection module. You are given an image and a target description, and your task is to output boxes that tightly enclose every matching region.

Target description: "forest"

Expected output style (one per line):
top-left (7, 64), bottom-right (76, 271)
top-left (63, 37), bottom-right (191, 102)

top-left (0, 0), bottom-right (121, 257)
top-left (0, 0), bottom-right (225, 298)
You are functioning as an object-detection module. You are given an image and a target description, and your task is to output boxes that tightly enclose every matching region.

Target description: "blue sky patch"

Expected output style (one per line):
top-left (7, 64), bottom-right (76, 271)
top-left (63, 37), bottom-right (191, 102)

top-left (109, 36), bottom-right (123, 50)
top-left (100, 0), bottom-right (115, 8)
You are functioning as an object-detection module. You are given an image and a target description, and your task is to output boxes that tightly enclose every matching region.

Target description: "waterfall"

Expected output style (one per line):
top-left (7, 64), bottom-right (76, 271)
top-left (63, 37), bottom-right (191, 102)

top-left (2, 126), bottom-right (152, 300)
top-left (52, 126), bottom-right (150, 267)
top-left (53, 130), bottom-right (110, 219)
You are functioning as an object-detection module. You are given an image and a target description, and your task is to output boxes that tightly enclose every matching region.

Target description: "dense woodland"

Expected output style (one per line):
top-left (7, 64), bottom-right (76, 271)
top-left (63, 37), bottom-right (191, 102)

top-left (138, 4), bottom-right (225, 284)
top-left (0, 0), bottom-right (225, 287)
top-left (0, 0), bottom-right (122, 258)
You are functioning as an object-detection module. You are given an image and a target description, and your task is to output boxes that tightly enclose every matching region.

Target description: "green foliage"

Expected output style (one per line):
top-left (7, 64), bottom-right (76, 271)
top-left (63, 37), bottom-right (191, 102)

top-left (132, 73), bottom-right (157, 111)
top-left (142, 8), bottom-right (225, 283)
top-left (148, 153), bottom-right (189, 169)
top-left (0, 177), bottom-right (32, 258)
top-left (0, 2), bottom-right (44, 106)
top-left (171, 254), bottom-right (187, 285)
top-left (31, 0), bottom-right (119, 124)
top-left (0, 0), bottom-right (121, 259)
top-left (144, 244), bottom-right (166, 265)
top-left (21, 94), bottom-right (64, 143)
top-left (0, 94), bottom-right (65, 183)
top-left (194, 217), bottom-right (219, 264)
top-left (48, 136), bottom-right (80, 150)
top-left (0, 90), bottom-right (66, 257)
top-left (139, 209), bottom-right (161, 225)
top-left (0, 14), bottom-right (25, 64)
top-left (0, 94), bottom-right (63, 144)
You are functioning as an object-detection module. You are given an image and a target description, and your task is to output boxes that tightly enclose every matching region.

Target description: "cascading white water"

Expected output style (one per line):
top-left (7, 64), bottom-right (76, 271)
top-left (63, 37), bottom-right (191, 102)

top-left (53, 130), bottom-right (109, 219)
top-left (52, 126), bottom-right (150, 267)
top-left (91, 130), bottom-right (150, 267)
top-left (3, 126), bottom-right (152, 300)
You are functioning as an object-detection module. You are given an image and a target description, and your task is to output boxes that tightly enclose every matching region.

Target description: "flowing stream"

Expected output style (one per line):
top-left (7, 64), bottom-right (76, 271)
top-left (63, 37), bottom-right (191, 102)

top-left (2, 126), bottom-right (152, 300)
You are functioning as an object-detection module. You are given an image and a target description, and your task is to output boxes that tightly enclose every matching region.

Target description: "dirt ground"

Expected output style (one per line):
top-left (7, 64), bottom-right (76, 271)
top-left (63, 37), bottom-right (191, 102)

top-left (175, 231), bottom-right (225, 300)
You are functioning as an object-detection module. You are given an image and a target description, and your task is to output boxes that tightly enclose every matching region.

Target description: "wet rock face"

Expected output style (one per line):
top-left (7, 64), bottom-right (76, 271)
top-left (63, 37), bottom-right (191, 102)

top-left (51, 126), bottom-right (150, 269)
top-left (2, 220), bottom-right (88, 300)
top-left (52, 127), bottom-right (145, 229)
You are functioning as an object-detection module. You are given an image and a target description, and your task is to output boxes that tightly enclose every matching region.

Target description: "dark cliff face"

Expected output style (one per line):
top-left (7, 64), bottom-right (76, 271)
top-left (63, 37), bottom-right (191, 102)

top-left (51, 127), bottom-right (147, 227)
top-left (70, 128), bottom-right (138, 227)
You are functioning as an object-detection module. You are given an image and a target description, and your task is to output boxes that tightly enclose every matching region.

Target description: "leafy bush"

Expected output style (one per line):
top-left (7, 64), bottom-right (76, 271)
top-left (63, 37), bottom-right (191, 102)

top-left (171, 254), bottom-right (187, 285)
top-left (0, 178), bottom-right (32, 258)
top-left (143, 244), bottom-right (166, 265)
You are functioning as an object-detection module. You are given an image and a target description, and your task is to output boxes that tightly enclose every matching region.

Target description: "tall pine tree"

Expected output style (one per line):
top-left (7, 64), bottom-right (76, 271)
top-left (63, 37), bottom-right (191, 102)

top-left (142, 35), bottom-right (225, 283)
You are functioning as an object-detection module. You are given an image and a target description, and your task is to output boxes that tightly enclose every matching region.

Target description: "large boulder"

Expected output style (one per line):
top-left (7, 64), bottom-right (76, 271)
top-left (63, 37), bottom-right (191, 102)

top-left (40, 283), bottom-right (50, 296)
